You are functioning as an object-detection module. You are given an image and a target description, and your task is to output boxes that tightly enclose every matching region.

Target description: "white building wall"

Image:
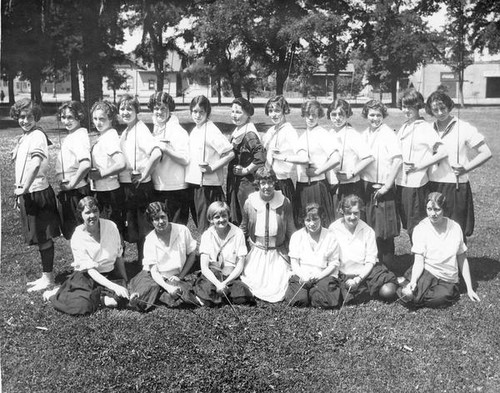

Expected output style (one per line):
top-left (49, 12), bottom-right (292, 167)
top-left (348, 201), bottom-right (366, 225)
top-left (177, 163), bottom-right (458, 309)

top-left (410, 61), bottom-right (500, 105)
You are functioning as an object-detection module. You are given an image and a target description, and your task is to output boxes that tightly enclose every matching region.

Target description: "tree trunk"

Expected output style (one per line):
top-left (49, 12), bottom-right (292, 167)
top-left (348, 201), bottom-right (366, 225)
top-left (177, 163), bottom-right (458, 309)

top-left (155, 50), bottom-right (165, 92)
top-left (276, 65), bottom-right (287, 96)
top-left (390, 77), bottom-right (398, 107)
top-left (150, 25), bottom-right (165, 93)
top-left (8, 73), bottom-right (15, 105)
top-left (217, 76), bottom-right (222, 104)
top-left (84, 63), bottom-right (103, 108)
top-left (81, 1), bottom-right (103, 106)
top-left (458, 69), bottom-right (465, 107)
top-left (230, 79), bottom-right (242, 98)
top-left (30, 76), bottom-right (42, 105)
top-left (70, 53), bottom-right (81, 101)
top-left (333, 75), bottom-right (338, 101)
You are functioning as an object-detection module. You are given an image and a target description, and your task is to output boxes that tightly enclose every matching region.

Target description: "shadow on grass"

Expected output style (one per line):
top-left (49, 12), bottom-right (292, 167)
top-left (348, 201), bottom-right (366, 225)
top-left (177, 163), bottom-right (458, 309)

top-left (469, 257), bottom-right (500, 281)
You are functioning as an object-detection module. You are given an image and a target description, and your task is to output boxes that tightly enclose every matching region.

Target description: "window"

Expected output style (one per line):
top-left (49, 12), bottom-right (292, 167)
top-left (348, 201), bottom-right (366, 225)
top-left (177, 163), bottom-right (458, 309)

top-left (485, 77), bottom-right (500, 98)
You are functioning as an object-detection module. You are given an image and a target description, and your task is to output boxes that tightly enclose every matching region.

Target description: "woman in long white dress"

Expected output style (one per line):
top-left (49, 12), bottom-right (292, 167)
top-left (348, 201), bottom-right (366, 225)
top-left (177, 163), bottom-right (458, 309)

top-left (240, 167), bottom-right (295, 302)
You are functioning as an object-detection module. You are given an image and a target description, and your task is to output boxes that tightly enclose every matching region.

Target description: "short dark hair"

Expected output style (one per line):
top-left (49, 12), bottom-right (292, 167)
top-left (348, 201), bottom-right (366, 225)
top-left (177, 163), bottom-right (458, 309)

top-left (300, 202), bottom-right (326, 226)
top-left (190, 95), bottom-right (211, 117)
top-left (90, 100), bottom-right (118, 122)
top-left (426, 191), bottom-right (447, 210)
top-left (327, 98), bottom-right (352, 118)
top-left (148, 91), bottom-right (175, 112)
top-left (425, 90), bottom-right (455, 116)
top-left (58, 100), bottom-right (86, 123)
top-left (118, 94), bottom-right (141, 114)
top-left (10, 98), bottom-right (42, 122)
top-left (265, 95), bottom-right (290, 116)
top-left (338, 194), bottom-right (364, 214)
top-left (399, 89), bottom-right (425, 110)
top-left (301, 100), bottom-right (324, 119)
top-left (361, 100), bottom-right (388, 119)
top-left (146, 201), bottom-right (168, 224)
top-left (232, 97), bottom-right (254, 116)
top-left (253, 167), bottom-right (278, 188)
top-left (76, 196), bottom-right (100, 223)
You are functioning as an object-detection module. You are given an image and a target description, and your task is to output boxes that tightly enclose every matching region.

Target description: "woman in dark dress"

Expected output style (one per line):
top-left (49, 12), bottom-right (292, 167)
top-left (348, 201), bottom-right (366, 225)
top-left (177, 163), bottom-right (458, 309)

top-left (227, 97), bottom-right (265, 225)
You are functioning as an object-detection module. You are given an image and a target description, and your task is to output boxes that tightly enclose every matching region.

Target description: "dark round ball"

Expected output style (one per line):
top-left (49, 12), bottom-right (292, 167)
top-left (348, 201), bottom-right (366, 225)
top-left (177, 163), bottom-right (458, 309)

top-left (379, 282), bottom-right (398, 301)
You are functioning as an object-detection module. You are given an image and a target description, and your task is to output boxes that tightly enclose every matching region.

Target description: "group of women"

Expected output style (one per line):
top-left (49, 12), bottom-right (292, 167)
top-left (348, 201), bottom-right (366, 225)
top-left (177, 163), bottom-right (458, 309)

top-left (9, 87), bottom-right (490, 314)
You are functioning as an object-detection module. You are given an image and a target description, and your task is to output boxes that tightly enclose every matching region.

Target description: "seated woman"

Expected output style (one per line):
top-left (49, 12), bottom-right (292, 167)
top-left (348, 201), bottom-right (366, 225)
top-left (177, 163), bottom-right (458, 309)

top-left (399, 192), bottom-right (480, 308)
top-left (46, 196), bottom-right (129, 315)
top-left (128, 202), bottom-right (199, 311)
top-left (329, 194), bottom-right (398, 304)
top-left (240, 167), bottom-right (295, 303)
top-left (285, 203), bottom-right (341, 308)
top-left (194, 202), bottom-right (254, 306)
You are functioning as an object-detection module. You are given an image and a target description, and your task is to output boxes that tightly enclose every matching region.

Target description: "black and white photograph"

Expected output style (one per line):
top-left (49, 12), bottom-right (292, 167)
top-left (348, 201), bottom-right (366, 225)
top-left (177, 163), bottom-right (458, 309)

top-left (1, 0), bottom-right (499, 391)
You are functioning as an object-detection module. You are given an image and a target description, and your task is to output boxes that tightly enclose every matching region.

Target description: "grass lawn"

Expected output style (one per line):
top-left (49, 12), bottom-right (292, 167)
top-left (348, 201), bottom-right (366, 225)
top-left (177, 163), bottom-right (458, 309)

top-left (1, 103), bottom-right (500, 392)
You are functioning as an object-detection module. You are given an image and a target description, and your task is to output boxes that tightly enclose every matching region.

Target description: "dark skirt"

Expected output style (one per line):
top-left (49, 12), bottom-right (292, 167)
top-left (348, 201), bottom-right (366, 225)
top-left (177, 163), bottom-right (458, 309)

top-left (396, 185), bottom-right (428, 239)
top-left (335, 181), bottom-right (366, 221)
top-left (193, 272), bottom-right (255, 306)
top-left (57, 184), bottom-right (92, 240)
top-left (128, 270), bottom-right (200, 312)
top-left (19, 186), bottom-right (61, 245)
top-left (276, 178), bottom-right (297, 225)
top-left (338, 181), bottom-right (364, 203)
top-left (341, 263), bottom-right (398, 304)
top-left (428, 181), bottom-right (474, 237)
top-left (227, 176), bottom-right (256, 226)
top-left (191, 185), bottom-right (225, 232)
top-left (295, 180), bottom-right (335, 227)
top-left (153, 188), bottom-right (192, 226)
top-left (402, 268), bottom-right (459, 308)
top-left (94, 187), bottom-right (126, 238)
top-left (122, 182), bottom-right (155, 243)
top-left (51, 268), bottom-right (127, 315)
top-left (285, 274), bottom-right (341, 309)
top-left (362, 180), bottom-right (401, 239)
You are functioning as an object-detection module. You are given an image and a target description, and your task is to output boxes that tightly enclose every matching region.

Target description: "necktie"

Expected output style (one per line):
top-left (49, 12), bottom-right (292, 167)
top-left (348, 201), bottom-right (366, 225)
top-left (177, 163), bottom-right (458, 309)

top-left (265, 202), bottom-right (270, 252)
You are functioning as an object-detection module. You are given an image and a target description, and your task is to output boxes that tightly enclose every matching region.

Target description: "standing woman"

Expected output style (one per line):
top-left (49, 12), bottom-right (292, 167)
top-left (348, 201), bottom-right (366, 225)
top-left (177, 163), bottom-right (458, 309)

top-left (395, 89), bottom-right (447, 241)
top-left (56, 101), bottom-right (92, 240)
top-left (10, 98), bottom-right (61, 292)
top-left (276, 99), bottom-right (339, 227)
top-left (240, 167), bottom-right (295, 303)
top-left (88, 101), bottom-right (127, 238)
top-left (399, 192), bottom-right (480, 308)
top-left (118, 94), bottom-right (162, 263)
top-left (327, 99), bottom-right (373, 209)
top-left (262, 95), bottom-right (299, 223)
top-left (185, 95), bottom-right (235, 232)
top-left (360, 100), bottom-right (402, 270)
top-left (426, 90), bottom-right (492, 239)
top-left (149, 92), bottom-right (191, 225)
top-left (227, 97), bottom-right (265, 225)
